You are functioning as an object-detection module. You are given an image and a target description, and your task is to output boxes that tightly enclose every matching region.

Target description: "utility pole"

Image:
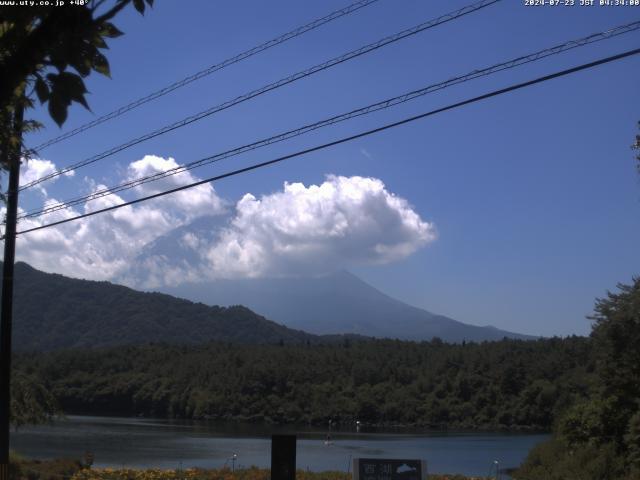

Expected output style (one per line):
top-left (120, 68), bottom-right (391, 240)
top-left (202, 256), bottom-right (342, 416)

top-left (0, 100), bottom-right (24, 480)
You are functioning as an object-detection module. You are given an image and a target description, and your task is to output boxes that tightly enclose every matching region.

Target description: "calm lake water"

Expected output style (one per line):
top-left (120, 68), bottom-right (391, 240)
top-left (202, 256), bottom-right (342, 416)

top-left (11, 415), bottom-right (548, 477)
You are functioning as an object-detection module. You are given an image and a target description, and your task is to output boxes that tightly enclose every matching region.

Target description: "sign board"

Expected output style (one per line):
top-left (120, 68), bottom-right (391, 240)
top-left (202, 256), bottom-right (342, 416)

top-left (353, 458), bottom-right (428, 480)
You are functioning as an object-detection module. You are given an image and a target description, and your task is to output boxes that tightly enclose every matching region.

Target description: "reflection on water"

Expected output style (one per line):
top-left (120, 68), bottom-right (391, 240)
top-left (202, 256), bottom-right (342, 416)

top-left (11, 415), bottom-right (548, 477)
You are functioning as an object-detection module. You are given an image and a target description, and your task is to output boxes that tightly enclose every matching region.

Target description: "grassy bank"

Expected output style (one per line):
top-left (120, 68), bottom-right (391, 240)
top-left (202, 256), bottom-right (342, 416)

top-left (9, 457), bottom-right (492, 480)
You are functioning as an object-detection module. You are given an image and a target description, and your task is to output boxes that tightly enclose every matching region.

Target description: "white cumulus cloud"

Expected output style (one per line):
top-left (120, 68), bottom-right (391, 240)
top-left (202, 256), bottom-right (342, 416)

top-left (142, 174), bottom-right (435, 284)
top-left (7, 155), bottom-right (226, 281)
top-left (126, 155), bottom-right (225, 219)
top-left (5, 155), bottom-right (434, 286)
top-left (19, 158), bottom-right (75, 195)
top-left (203, 175), bottom-right (435, 278)
top-left (19, 159), bottom-right (56, 187)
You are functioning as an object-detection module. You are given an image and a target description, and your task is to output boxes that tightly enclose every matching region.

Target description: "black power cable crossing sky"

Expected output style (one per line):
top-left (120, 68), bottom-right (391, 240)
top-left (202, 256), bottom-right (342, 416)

top-left (20, 0), bottom-right (501, 191)
top-left (10, 47), bottom-right (639, 239)
top-left (32, 0), bottom-right (383, 152)
top-left (16, 19), bottom-right (640, 222)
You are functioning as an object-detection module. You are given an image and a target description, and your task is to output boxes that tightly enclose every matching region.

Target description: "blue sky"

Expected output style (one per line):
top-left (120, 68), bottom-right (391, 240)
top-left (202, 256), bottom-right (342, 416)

top-left (12, 0), bottom-right (640, 337)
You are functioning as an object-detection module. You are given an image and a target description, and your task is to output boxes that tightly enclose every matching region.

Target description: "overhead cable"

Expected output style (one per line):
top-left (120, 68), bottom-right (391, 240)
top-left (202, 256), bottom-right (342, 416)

top-left (11, 47), bottom-right (640, 238)
top-left (18, 20), bottom-right (640, 221)
top-left (32, 0), bottom-right (383, 151)
top-left (20, 0), bottom-right (501, 190)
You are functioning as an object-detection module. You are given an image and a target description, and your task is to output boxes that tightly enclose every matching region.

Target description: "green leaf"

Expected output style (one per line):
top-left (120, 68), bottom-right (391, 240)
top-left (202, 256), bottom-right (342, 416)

top-left (22, 120), bottom-right (44, 134)
top-left (75, 94), bottom-right (90, 111)
top-left (99, 22), bottom-right (123, 38)
top-left (92, 52), bottom-right (110, 77)
top-left (61, 73), bottom-right (90, 109)
top-left (92, 32), bottom-right (108, 49)
top-left (72, 58), bottom-right (92, 77)
top-left (69, 45), bottom-right (93, 77)
top-left (48, 45), bottom-right (69, 73)
top-left (48, 72), bottom-right (91, 114)
top-left (57, 72), bottom-right (88, 94)
top-left (48, 95), bottom-right (68, 127)
top-left (34, 77), bottom-right (49, 104)
top-left (133, 0), bottom-right (145, 14)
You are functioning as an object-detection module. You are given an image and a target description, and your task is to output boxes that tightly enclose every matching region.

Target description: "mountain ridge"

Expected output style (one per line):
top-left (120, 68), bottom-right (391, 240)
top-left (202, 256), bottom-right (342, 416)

top-left (124, 215), bottom-right (535, 342)
top-left (3, 260), bottom-right (534, 349)
top-left (2, 261), bottom-right (328, 351)
top-left (161, 270), bottom-right (535, 342)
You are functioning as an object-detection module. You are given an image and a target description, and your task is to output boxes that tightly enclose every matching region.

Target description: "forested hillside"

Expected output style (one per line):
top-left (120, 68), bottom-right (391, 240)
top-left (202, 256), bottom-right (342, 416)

top-left (4, 261), bottom-right (532, 349)
top-left (515, 278), bottom-right (640, 479)
top-left (4, 262), bottom-right (320, 350)
top-left (17, 336), bottom-right (592, 430)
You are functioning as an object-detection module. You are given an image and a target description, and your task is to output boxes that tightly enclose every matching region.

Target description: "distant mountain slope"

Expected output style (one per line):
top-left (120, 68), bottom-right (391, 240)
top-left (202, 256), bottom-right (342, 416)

top-left (105, 216), bottom-right (535, 342)
top-left (117, 216), bottom-right (534, 343)
top-left (162, 270), bottom-right (534, 342)
top-left (2, 262), bottom-right (319, 351)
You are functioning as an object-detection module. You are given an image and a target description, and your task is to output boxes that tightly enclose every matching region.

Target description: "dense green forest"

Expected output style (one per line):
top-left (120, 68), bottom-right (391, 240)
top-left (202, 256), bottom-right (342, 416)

top-left (515, 278), bottom-right (640, 479)
top-left (16, 336), bottom-right (592, 430)
top-left (14, 276), bottom-right (639, 479)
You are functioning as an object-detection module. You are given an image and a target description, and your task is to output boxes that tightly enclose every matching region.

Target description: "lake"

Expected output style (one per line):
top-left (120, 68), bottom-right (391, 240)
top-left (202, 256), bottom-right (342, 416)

top-left (11, 415), bottom-right (548, 478)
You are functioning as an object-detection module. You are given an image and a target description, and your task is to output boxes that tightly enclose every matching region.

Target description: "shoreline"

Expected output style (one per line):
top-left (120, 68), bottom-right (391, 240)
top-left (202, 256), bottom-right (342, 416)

top-left (10, 457), bottom-right (503, 480)
top-left (12, 416), bottom-right (544, 478)
top-left (56, 412), bottom-right (551, 435)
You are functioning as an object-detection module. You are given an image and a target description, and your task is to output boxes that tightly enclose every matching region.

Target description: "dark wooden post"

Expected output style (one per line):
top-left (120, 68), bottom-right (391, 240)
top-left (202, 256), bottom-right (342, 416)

top-left (271, 434), bottom-right (296, 480)
top-left (0, 101), bottom-right (24, 480)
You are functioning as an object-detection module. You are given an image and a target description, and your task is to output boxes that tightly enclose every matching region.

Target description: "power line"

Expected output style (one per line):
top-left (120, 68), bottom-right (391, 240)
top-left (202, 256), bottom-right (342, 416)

top-left (24, 0), bottom-right (499, 188)
top-left (32, 0), bottom-right (382, 152)
top-left (11, 47), bottom-right (640, 239)
top-left (17, 20), bottom-right (640, 221)
top-left (20, 0), bottom-right (501, 191)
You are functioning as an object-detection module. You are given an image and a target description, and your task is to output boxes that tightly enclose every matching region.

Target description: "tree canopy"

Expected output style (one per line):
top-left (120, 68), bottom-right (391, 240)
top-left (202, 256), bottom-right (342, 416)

top-left (517, 276), bottom-right (640, 479)
top-left (15, 336), bottom-right (593, 430)
top-left (0, 0), bottom-right (154, 429)
top-left (0, 0), bottom-right (153, 171)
